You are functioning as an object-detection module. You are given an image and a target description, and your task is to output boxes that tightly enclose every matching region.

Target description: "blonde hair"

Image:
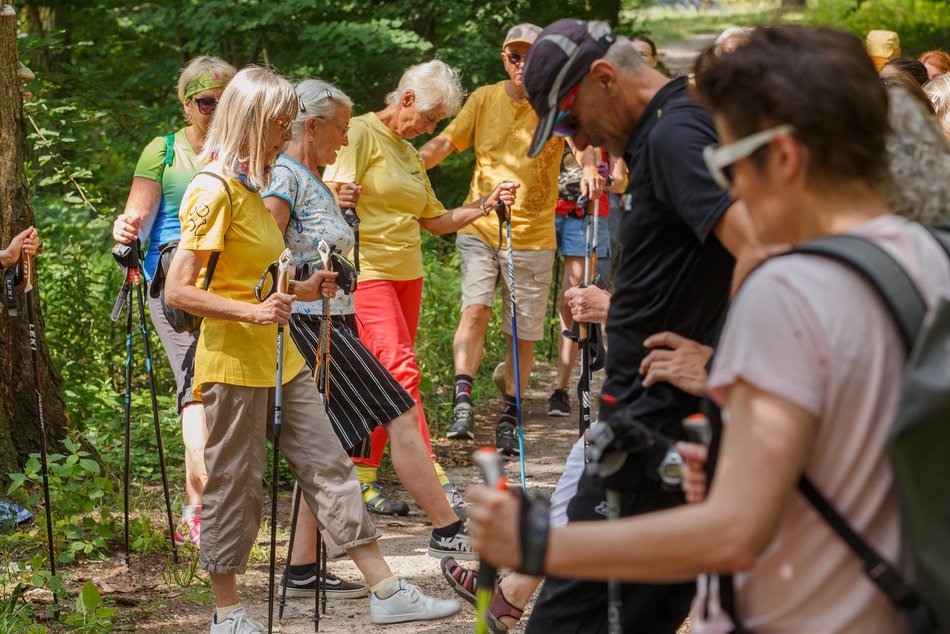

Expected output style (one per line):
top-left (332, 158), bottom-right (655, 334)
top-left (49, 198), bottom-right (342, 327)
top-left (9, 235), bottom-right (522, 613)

top-left (199, 66), bottom-right (298, 191)
top-left (176, 55), bottom-right (237, 104)
top-left (293, 79), bottom-right (353, 138)
top-left (385, 60), bottom-right (464, 117)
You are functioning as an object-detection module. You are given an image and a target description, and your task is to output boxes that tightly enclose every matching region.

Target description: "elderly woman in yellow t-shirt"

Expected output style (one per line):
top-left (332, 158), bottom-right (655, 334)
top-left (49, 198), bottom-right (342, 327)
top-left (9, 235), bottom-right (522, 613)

top-left (324, 60), bottom-right (518, 516)
top-left (165, 66), bottom-right (460, 630)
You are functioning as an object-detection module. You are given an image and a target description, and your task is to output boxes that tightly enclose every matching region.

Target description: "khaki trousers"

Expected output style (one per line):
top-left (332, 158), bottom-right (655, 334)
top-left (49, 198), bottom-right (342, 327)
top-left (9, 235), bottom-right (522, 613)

top-left (199, 368), bottom-right (379, 574)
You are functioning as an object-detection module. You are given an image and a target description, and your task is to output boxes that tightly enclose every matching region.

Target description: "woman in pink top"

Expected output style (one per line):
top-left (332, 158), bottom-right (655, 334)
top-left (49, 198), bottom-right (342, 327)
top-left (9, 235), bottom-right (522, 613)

top-left (467, 25), bottom-right (950, 633)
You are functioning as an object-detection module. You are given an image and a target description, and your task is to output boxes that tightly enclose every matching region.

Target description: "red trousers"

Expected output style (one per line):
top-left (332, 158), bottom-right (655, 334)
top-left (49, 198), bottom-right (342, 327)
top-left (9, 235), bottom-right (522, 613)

top-left (352, 278), bottom-right (435, 467)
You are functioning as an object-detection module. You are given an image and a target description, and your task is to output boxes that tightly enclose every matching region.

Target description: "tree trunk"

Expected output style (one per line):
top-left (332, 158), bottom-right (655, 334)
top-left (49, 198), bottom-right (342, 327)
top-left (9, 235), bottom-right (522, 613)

top-left (0, 5), bottom-right (69, 476)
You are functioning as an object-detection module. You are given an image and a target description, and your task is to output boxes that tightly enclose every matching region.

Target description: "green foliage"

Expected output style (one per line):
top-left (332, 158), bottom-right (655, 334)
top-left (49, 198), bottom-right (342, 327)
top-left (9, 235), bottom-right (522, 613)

top-left (807, 0), bottom-right (950, 55)
top-left (0, 584), bottom-right (46, 634)
top-left (63, 581), bottom-right (116, 634)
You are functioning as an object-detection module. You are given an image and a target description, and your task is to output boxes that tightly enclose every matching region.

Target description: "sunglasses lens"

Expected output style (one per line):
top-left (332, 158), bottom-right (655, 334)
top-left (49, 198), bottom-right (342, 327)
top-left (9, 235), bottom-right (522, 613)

top-left (195, 98), bottom-right (217, 115)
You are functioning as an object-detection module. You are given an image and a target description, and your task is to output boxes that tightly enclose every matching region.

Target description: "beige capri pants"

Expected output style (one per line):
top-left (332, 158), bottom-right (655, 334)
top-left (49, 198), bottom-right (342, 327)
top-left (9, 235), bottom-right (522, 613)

top-left (198, 368), bottom-right (380, 575)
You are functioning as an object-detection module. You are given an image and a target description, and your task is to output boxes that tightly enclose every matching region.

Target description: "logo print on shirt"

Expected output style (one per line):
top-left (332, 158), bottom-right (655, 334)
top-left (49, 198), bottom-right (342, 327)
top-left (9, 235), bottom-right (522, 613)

top-left (186, 203), bottom-right (211, 237)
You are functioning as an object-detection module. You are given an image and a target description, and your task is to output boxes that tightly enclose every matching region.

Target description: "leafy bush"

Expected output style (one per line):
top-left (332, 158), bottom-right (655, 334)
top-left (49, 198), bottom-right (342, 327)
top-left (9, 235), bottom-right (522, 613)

top-left (808, 0), bottom-right (950, 55)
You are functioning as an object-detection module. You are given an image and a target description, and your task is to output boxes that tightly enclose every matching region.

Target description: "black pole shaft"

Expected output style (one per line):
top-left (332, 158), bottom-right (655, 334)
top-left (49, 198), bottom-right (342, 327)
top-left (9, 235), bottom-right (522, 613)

top-left (123, 285), bottom-right (133, 566)
top-left (25, 289), bottom-right (58, 608)
top-left (278, 485), bottom-right (302, 620)
top-left (134, 275), bottom-right (178, 564)
top-left (267, 324), bottom-right (285, 634)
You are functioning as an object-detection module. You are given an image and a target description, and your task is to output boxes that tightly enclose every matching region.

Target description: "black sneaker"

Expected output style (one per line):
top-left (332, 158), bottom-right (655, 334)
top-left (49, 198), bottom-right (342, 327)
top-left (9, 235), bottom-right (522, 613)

top-left (495, 422), bottom-right (519, 456)
top-left (428, 524), bottom-right (476, 561)
top-left (447, 404), bottom-right (474, 440)
top-left (280, 566), bottom-right (369, 599)
top-left (362, 482), bottom-right (410, 516)
top-left (548, 388), bottom-right (570, 417)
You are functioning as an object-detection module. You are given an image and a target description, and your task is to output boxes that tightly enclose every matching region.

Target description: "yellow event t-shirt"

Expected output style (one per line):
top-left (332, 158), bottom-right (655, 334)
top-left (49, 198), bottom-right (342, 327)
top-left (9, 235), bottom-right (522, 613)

top-left (178, 169), bottom-right (305, 396)
top-left (441, 81), bottom-right (564, 251)
top-left (323, 112), bottom-right (446, 281)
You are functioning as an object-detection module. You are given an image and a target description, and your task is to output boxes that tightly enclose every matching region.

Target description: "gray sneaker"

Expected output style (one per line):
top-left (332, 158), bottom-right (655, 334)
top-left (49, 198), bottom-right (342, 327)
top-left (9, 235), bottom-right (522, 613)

top-left (447, 403), bottom-right (474, 440)
top-left (428, 524), bottom-right (476, 561)
top-left (370, 579), bottom-right (461, 624)
top-left (209, 607), bottom-right (264, 634)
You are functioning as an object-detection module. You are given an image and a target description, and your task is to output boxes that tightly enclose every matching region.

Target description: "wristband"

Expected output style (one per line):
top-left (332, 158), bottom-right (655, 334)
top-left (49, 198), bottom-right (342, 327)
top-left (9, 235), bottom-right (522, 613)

top-left (518, 493), bottom-right (551, 576)
top-left (479, 196), bottom-right (489, 217)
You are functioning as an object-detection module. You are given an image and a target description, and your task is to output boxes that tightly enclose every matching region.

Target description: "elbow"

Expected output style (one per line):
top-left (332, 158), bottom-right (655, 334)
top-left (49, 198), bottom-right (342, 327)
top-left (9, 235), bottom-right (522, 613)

top-left (164, 282), bottom-right (186, 310)
top-left (714, 515), bottom-right (774, 572)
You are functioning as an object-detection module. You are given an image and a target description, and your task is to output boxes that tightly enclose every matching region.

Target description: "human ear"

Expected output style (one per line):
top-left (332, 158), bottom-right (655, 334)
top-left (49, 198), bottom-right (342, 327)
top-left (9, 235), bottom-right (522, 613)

top-left (401, 90), bottom-right (415, 109)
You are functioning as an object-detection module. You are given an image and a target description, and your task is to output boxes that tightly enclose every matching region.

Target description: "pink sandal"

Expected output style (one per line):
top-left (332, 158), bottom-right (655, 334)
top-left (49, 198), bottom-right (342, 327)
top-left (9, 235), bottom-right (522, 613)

top-left (441, 556), bottom-right (524, 633)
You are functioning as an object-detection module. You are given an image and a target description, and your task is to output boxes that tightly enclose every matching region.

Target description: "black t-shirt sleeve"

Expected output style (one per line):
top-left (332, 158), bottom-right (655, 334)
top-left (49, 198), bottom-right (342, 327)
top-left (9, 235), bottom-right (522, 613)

top-left (648, 111), bottom-right (733, 243)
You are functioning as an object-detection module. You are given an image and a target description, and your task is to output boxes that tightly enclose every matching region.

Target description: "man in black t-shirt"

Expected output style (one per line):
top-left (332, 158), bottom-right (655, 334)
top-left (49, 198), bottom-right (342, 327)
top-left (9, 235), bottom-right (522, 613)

top-left (518, 19), bottom-right (755, 633)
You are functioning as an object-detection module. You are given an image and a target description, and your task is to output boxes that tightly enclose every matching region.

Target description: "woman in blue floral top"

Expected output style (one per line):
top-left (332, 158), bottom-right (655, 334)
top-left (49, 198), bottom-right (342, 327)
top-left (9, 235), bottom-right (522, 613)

top-left (262, 80), bottom-right (474, 593)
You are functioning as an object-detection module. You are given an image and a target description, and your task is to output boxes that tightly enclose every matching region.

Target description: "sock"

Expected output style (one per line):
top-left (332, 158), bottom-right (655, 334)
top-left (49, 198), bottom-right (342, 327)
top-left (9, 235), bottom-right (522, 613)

top-left (288, 562), bottom-right (317, 577)
top-left (432, 520), bottom-right (463, 538)
top-left (215, 603), bottom-right (241, 622)
top-left (432, 461), bottom-right (450, 487)
top-left (454, 374), bottom-right (474, 407)
top-left (370, 575), bottom-right (401, 599)
top-left (355, 464), bottom-right (378, 486)
top-left (498, 394), bottom-right (518, 426)
top-left (181, 504), bottom-right (200, 520)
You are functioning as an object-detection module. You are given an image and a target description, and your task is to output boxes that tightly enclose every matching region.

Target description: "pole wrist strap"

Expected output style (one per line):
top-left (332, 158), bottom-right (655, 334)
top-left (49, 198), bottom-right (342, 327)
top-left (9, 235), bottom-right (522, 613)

top-left (518, 493), bottom-right (551, 576)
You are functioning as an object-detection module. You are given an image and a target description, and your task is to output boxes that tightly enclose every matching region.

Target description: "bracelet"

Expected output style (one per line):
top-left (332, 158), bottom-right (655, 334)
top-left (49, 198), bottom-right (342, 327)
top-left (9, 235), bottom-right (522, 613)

top-left (479, 196), bottom-right (489, 217)
top-left (518, 492), bottom-right (551, 576)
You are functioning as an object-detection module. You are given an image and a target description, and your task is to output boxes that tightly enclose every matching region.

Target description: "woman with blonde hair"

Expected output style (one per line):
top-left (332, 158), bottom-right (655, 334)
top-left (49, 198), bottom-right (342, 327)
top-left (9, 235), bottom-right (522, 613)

top-left (111, 54), bottom-right (236, 547)
top-left (924, 72), bottom-right (950, 140)
top-left (324, 61), bottom-right (518, 516)
top-left (165, 66), bottom-right (459, 633)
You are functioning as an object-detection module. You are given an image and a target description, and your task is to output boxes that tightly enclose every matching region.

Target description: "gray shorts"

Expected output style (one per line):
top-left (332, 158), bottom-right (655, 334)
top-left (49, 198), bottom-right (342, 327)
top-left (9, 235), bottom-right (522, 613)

top-left (457, 233), bottom-right (555, 341)
top-left (146, 289), bottom-right (199, 412)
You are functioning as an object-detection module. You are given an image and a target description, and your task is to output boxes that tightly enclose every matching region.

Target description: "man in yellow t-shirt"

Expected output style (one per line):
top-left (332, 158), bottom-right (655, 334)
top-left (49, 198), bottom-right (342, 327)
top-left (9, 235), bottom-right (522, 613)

top-left (420, 24), bottom-right (603, 452)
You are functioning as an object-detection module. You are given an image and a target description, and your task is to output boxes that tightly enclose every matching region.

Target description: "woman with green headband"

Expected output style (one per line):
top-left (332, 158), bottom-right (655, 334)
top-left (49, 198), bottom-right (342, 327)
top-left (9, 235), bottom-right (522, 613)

top-left (111, 55), bottom-right (235, 549)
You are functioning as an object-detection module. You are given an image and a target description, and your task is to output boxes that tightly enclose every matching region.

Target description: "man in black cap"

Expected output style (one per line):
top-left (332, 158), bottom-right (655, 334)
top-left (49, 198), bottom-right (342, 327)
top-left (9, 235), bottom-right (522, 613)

top-left (515, 18), bottom-right (755, 632)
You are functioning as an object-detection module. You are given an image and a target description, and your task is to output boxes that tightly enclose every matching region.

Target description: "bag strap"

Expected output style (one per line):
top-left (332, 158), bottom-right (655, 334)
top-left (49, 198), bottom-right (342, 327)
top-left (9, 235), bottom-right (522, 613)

top-left (192, 171), bottom-right (232, 289)
top-left (164, 133), bottom-right (176, 167)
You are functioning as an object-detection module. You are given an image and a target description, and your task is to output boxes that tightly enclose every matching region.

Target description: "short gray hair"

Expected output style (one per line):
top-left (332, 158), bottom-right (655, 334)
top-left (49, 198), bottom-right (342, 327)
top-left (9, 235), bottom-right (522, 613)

top-left (386, 59), bottom-right (465, 116)
top-left (294, 79), bottom-right (353, 137)
top-left (602, 32), bottom-right (646, 72)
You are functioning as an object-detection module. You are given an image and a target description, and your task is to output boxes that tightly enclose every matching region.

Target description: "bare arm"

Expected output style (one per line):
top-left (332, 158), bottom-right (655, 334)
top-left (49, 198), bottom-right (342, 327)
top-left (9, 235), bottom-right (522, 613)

top-left (568, 139), bottom-right (606, 200)
top-left (469, 380), bottom-right (817, 581)
top-left (164, 248), bottom-right (295, 325)
top-left (418, 181), bottom-right (519, 236)
top-left (113, 177), bottom-right (163, 244)
top-left (419, 134), bottom-right (456, 170)
top-left (1, 227), bottom-right (39, 268)
top-left (607, 156), bottom-right (627, 195)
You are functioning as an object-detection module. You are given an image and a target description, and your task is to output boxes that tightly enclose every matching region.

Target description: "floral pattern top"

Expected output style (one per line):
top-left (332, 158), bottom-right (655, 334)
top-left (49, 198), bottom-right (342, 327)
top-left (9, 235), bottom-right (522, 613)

top-left (264, 154), bottom-right (355, 316)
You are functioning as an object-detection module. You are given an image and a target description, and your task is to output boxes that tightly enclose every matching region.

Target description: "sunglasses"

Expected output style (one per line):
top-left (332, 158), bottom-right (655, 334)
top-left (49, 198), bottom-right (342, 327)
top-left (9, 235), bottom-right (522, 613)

top-left (703, 124), bottom-right (795, 190)
top-left (553, 83), bottom-right (581, 138)
top-left (504, 52), bottom-right (526, 67)
top-left (191, 97), bottom-right (218, 116)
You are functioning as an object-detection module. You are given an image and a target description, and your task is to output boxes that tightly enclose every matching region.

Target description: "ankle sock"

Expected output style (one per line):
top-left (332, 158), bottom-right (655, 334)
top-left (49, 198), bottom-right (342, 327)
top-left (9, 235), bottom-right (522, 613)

top-left (498, 394), bottom-right (518, 426)
top-left (432, 461), bottom-right (450, 487)
top-left (432, 520), bottom-right (463, 538)
top-left (355, 464), bottom-right (378, 486)
top-left (216, 603), bottom-right (241, 622)
top-left (181, 504), bottom-right (200, 520)
top-left (454, 374), bottom-right (474, 407)
top-left (370, 575), bottom-right (401, 599)
top-left (288, 562), bottom-right (317, 577)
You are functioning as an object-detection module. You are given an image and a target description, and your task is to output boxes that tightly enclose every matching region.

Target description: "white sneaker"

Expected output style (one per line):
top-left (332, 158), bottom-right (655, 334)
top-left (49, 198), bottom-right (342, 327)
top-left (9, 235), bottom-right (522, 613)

top-left (370, 579), bottom-right (461, 624)
top-left (209, 607), bottom-right (265, 633)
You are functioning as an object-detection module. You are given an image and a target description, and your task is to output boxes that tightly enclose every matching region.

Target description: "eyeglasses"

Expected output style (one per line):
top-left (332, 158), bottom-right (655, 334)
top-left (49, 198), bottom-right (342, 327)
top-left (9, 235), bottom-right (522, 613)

top-left (504, 52), bottom-right (526, 67)
top-left (274, 116), bottom-right (293, 134)
top-left (703, 124), bottom-right (795, 190)
top-left (191, 97), bottom-right (218, 116)
top-left (552, 83), bottom-right (581, 138)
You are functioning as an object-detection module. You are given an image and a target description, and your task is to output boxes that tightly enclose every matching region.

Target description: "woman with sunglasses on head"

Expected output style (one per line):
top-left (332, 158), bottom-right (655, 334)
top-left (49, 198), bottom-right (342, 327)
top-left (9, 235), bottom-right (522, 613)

top-left (111, 55), bottom-right (235, 549)
top-left (322, 60), bottom-right (518, 516)
top-left (164, 66), bottom-right (460, 633)
top-left (470, 25), bottom-right (950, 633)
top-left (262, 79), bottom-right (481, 599)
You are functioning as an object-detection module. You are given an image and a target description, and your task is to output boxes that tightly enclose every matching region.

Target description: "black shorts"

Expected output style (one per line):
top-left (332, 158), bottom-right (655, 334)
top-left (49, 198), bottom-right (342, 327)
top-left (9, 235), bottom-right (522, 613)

top-left (525, 472), bottom-right (695, 634)
top-left (289, 313), bottom-right (415, 457)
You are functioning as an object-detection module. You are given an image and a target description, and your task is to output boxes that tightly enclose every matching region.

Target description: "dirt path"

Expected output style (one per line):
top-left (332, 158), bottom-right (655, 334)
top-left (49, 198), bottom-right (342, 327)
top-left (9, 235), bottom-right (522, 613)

top-left (89, 362), bottom-right (581, 633)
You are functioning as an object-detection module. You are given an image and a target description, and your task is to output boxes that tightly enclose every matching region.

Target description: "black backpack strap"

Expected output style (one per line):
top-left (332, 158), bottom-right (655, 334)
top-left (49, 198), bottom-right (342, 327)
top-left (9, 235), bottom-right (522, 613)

top-left (193, 171), bottom-right (231, 290)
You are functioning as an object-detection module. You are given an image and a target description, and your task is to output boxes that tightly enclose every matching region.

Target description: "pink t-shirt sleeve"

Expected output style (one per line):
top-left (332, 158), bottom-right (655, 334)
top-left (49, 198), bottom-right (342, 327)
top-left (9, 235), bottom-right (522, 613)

top-left (708, 260), bottom-right (829, 417)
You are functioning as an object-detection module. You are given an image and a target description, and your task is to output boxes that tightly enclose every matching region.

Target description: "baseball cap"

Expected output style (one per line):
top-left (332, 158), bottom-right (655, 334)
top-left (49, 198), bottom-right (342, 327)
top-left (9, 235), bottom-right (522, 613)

top-left (503, 23), bottom-right (542, 48)
top-left (866, 30), bottom-right (900, 71)
top-left (523, 19), bottom-right (617, 158)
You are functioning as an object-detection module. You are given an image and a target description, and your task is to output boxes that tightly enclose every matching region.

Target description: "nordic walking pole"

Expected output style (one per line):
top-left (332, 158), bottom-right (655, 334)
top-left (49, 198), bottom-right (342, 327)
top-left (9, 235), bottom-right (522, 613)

top-left (278, 485), bottom-right (302, 620)
top-left (130, 241), bottom-right (178, 564)
top-left (21, 252), bottom-right (58, 610)
top-left (471, 448), bottom-right (508, 634)
top-left (122, 273), bottom-right (134, 567)
top-left (266, 248), bottom-right (293, 634)
top-left (577, 197), bottom-right (595, 447)
top-left (494, 195), bottom-right (527, 493)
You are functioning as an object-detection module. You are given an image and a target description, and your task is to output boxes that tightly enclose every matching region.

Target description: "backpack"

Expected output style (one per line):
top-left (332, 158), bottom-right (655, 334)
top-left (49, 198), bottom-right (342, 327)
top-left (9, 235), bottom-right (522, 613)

top-left (147, 171), bottom-right (229, 333)
top-left (719, 227), bottom-right (950, 634)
